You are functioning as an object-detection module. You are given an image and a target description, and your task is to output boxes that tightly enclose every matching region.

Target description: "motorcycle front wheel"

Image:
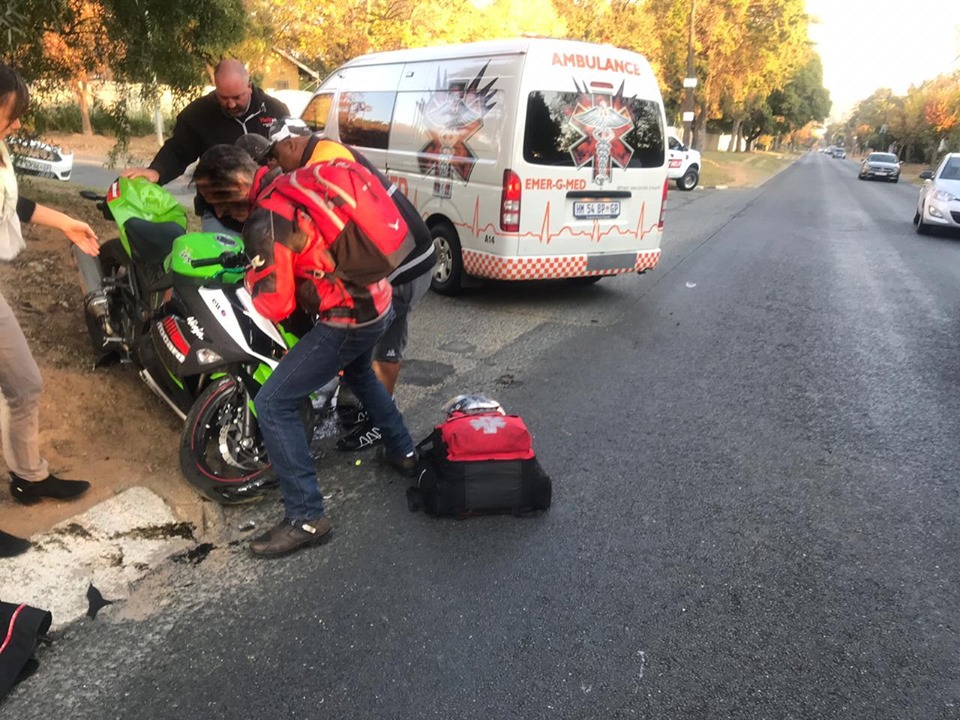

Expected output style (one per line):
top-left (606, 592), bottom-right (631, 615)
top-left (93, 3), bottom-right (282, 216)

top-left (179, 375), bottom-right (274, 504)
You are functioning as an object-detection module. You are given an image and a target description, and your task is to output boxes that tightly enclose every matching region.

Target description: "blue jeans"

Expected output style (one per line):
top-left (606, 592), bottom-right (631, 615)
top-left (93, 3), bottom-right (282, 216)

top-left (254, 310), bottom-right (414, 521)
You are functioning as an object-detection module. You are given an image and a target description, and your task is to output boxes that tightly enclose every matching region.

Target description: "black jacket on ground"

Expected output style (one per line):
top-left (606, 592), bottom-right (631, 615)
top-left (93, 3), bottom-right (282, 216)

top-left (149, 86), bottom-right (289, 215)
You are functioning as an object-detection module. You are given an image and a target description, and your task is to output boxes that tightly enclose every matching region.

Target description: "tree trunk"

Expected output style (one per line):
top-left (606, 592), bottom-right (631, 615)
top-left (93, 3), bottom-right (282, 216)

top-left (727, 118), bottom-right (742, 152)
top-left (694, 115), bottom-right (708, 151)
top-left (77, 75), bottom-right (93, 136)
top-left (154, 101), bottom-right (164, 147)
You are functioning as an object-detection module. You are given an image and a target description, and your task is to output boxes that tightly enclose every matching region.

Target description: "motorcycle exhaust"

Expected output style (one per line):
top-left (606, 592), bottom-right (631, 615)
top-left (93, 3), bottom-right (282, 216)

top-left (72, 246), bottom-right (116, 340)
top-left (139, 369), bottom-right (187, 420)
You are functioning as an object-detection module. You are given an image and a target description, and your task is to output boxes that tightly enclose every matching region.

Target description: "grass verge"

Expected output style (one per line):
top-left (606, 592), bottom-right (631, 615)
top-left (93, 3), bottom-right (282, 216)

top-left (700, 150), bottom-right (799, 188)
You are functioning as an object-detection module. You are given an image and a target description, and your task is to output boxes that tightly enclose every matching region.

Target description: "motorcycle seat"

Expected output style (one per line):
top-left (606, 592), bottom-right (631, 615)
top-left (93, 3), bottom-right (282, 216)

top-left (124, 218), bottom-right (184, 266)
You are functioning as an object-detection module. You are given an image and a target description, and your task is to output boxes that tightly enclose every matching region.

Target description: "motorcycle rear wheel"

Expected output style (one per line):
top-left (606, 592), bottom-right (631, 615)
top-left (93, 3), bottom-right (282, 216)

top-left (179, 376), bottom-right (274, 504)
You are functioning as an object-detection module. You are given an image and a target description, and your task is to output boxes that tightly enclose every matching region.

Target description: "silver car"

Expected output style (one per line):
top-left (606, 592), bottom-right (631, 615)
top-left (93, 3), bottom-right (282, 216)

top-left (858, 152), bottom-right (900, 182)
top-left (916, 153), bottom-right (960, 235)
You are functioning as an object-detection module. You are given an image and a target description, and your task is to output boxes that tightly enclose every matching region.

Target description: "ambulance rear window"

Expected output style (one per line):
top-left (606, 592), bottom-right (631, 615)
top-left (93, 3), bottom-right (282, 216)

top-left (523, 91), bottom-right (664, 169)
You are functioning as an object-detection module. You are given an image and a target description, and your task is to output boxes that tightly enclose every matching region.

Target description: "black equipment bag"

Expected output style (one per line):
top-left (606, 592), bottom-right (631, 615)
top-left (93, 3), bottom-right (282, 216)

top-left (0, 601), bottom-right (52, 698)
top-left (406, 411), bottom-right (552, 517)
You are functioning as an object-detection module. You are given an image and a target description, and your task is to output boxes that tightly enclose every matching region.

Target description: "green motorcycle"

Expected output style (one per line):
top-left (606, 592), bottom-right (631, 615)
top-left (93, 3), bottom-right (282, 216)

top-left (76, 177), bottom-right (323, 503)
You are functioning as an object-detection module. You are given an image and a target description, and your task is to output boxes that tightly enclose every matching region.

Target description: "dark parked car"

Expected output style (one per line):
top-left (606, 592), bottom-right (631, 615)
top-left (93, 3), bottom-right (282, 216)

top-left (858, 152), bottom-right (901, 182)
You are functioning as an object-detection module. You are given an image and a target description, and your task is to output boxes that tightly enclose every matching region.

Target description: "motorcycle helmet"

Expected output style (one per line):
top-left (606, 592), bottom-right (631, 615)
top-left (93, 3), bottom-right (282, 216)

top-left (443, 394), bottom-right (505, 417)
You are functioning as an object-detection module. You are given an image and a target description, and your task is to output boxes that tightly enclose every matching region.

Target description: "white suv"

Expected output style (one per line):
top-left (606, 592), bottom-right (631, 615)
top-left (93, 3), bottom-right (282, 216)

top-left (668, 136), bottom-right (701, 191)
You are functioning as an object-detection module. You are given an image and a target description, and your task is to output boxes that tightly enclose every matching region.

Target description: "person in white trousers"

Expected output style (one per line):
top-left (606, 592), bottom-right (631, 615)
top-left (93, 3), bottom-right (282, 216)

top-left (0, 62), bottom-right (100, 557)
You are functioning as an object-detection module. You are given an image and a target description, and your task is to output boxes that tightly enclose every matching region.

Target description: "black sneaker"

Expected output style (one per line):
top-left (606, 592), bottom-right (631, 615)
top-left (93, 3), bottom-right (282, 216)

top-left (10, 473), bottom-right (90, 505)
top-left (377, 448), bottom-right (419, 477)
top-left (336, 421), bottom-right (382, 452)
top-left (336, 405), bottom-right (368, 430)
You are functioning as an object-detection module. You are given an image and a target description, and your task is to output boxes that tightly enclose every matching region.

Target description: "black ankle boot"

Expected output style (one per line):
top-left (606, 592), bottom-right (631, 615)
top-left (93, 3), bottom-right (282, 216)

top-left (0, 530), bottom-right (30, 557)
top-left (10, 473), bottom-right (91, 505)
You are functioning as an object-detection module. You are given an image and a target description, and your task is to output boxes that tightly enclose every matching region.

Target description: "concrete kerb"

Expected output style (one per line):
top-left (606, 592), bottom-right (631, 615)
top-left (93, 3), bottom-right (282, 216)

top-left (0, 487), bottom-right (195, 628)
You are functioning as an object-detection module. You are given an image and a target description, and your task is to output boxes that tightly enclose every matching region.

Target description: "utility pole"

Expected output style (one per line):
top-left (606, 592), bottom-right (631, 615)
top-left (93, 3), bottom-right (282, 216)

top-left (682, 0), bottom-right (697, 148)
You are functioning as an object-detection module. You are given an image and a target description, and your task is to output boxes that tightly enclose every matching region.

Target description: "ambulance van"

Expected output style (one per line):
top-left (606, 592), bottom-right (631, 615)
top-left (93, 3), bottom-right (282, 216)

top-left (300, 38), bottom-right (669, 294)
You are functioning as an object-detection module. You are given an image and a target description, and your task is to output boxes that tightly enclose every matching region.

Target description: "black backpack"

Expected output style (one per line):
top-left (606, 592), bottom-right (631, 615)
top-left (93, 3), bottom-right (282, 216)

top-left (0, 601), bottom-right (52, 699)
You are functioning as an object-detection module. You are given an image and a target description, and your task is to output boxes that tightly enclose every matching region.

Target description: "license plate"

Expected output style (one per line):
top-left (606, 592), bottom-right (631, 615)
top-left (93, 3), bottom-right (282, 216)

top-left (574, 201), bottom-right (621, 219)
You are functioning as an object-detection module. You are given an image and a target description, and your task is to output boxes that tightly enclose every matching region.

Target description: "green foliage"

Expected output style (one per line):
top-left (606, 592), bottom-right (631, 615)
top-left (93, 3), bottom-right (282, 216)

top-left (24, 101), bottom-right (170, 137)
top-left (1, 0), bottom-right (70, 73)
top-left (25, 103), bottom-right (83, 134)
top-left (102, 0), bottom-right (247, 91)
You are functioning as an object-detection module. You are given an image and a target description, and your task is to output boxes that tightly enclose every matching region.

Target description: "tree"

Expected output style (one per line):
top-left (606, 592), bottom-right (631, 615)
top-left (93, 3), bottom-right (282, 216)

top-left (645, 0), bottom-right (811, 150)
top-left (40, 0), bottom-right (108, 135)
top-left (3, 0), bottom-right (245, 149)
top-left (102, 0), bottom-right (246, 93)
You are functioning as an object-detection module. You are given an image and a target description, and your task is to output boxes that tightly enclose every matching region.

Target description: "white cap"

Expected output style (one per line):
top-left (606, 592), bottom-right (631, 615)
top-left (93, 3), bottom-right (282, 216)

top-left (268, 117), bottom-right (311, 145)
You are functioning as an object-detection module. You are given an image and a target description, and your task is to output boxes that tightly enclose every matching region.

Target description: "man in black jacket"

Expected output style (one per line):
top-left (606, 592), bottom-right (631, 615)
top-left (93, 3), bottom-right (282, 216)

top-left (122, 59), bottom-right (289, 233)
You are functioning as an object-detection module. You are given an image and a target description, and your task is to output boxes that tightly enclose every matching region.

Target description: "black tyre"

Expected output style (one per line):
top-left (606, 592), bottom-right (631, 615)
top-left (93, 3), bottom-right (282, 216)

top-left (430, 223), bottom-right (464, 295)
top-left (891, 177), bottom-right (899, 183)
top-left (916, 205), bottom-right (931, 235)
top-left (180, 376), bottom-right (274, 504)
top-left (676, 167), bottom-right (699, 191)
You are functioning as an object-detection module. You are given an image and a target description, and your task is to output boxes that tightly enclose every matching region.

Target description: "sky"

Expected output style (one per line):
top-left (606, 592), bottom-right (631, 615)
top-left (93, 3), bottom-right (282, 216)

top-left (805, 0), bottom-right (960, 122)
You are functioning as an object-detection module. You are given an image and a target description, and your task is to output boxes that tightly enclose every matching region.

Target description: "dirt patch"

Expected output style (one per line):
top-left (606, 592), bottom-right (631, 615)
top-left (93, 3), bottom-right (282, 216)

top-left (0, 180), bottom-right (216, 540)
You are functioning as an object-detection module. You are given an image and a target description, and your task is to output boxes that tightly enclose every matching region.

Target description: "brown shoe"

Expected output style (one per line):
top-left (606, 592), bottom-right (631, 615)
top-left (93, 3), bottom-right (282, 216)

top-left (249, 516), bottom-right (332, 558)
top-left (377, 448), bottom-right (418, 477)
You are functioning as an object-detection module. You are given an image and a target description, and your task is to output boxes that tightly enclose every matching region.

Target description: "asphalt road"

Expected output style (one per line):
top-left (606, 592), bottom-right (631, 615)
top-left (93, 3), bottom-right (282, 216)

top-left (70, 155), bottom-right (196, 205)
top-left (5, 153), bottom-right (960, 719)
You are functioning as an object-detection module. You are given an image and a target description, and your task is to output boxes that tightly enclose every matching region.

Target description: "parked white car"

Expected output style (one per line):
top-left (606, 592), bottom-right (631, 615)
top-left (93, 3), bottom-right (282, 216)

top-left (915, 153), bottom-right (960, 235)
top-left (7, 137), bottom-right (73, 181)
top-left (667, 135), bottom-right (700, 191)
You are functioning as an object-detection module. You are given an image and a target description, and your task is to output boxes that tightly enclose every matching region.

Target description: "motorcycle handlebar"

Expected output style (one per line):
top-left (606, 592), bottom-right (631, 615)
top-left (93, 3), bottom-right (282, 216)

top-left (190, 252), bottom-right (247, 269)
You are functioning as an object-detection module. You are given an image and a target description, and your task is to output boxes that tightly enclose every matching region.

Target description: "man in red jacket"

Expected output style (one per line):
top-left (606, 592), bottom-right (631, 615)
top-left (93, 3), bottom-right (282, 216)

top-left (240, 165), bottom-right (417, 558)
top-left (265, 118), bottom-right (436, 452)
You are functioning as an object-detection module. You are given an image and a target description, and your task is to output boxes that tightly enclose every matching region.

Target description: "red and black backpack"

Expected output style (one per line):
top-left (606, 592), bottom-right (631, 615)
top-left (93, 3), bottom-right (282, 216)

top-left (407, 410), bottom-right (552, 517)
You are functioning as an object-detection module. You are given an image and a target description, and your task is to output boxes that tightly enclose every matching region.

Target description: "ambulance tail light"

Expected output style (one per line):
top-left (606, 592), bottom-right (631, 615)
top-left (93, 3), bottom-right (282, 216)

top-left (500, 170), bottom-right (522, 232)
top-left (658, 177), bottom-right (669, 230)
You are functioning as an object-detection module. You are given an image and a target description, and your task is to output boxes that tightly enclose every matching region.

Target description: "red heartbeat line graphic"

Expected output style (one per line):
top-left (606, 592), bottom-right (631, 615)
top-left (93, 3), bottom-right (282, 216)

top-left (451, 197), bottom-right (658, 244)
top-left (408, 190), bottom-right (659, 245)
